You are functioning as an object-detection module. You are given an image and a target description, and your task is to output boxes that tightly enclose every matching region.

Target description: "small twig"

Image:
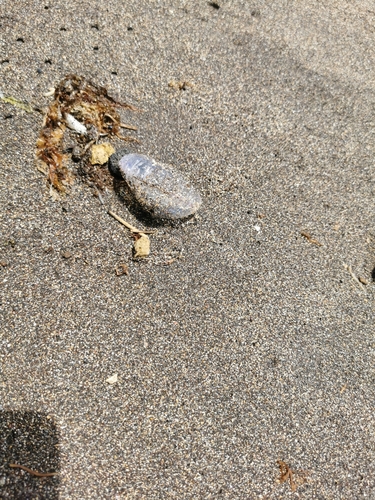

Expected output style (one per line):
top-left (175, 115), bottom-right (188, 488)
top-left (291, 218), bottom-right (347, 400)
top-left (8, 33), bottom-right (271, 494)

top-left (95, 190), bottom-right (155, 235)
top-left (36, 165), bottom-right (48, 175)
top-left (120, 123), bottom-right (138, 131)
top-left (108, 210), bottom-right (155, 235)
top-left (9, 463), bottom-right (58, 477)
top-left (343, 263), bottom-right (366, 292)
top-left (114, 132), bottom-right (140, 143)
top-left (301, 230), bottom-right (322, 246)
top-left (82, 139), bottom-right (95, 154)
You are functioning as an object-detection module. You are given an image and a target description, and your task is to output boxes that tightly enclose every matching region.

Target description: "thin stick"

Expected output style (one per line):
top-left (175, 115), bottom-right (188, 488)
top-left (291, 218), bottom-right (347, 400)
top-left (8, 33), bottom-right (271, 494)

top-left (120, 123), bottom-right (138, 131)
top-left (9, 463), bottom-right (58, 477)
top-left (37, 165), bottom-right (48, 175)
top-left (108, 210), bottom-right (141, 232)
top-left (343, 263), bottom-right (366, 292)
top-left (108, 210), bottom-right (155, 235)
top-left (95, 190), bottom-right (154, 235)
top-left (301, 231), bottom-right (322, 246)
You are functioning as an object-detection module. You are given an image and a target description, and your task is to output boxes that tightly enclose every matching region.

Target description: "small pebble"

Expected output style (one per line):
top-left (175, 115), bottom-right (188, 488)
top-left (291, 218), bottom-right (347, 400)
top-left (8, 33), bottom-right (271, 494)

top-left (109, 150), bottom-right (202, 220)
top-left (358, 276), bottom-right (368, 285)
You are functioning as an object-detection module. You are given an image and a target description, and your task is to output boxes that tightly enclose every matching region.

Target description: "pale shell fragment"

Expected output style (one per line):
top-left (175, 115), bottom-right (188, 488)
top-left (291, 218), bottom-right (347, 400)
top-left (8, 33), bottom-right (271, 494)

top-left (133, 234), bottom-right (150, 258)
top-left (106, 373), bottom-right (118, 384)
top-left (65, 113), bottom-right (87, 135)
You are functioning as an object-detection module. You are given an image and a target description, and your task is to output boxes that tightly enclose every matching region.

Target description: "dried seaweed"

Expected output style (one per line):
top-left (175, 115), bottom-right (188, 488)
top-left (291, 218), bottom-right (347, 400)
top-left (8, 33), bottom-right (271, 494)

top-left (36, 74), bottom-right (138, 192)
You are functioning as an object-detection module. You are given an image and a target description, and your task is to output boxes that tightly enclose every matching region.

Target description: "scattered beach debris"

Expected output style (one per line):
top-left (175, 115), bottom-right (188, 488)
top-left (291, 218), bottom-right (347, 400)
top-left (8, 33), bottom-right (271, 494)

top-left (358, 276), bottom-right (368, 285)
top-left (300, 230), bottom-right (322, 246)
top-left (0, 260), bottom-right (7, 267)
top-left (61, 250), bottom-right (73, 259)
top-left (133, 233), bottom-right (150, 258)
top-left (107, 209), bottom-right (152, 234)
top-left (106, 373), bottom-right (118, 384)
top-left (168, 80), bottom-right (194, 91)
top-left (96, 190), bottom-right (153, 259)
top-left (277, 460), bottom-right (297, 492)
top-left (108, 151), bottom-right (202, 220)
top-left (0, 92), bottom-right (34, 113)
top-left (9, 463), bottom-right (58, 478)
top-left (90, 143), bottom-right (115, 165)
top-left (164, 248), bottom-right (183, 266)
top-left (115, 263), bottom-right (129, 276)
top-left (343, 263), bottom-right (366, 292)
top-left (64, 112), bottom-right (87, 135)
top-left (36, 74), bottom-right (138, 192)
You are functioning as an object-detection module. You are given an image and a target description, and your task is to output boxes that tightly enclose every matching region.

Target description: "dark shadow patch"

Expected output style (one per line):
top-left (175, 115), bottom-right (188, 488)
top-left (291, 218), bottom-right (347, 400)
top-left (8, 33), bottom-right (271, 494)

top-left (208, 1), bottom-right (220, 9)
top-left (111, 71), bottom-right (118, 75)
top-left (60, 27), bottom-right (67, 31)
top-left (44, 59), bottom-right (52, 65)
top-left (371, 266), bottom-right (375, 282)
top-left (0, 411), bottom-right (60, 499)
top-left (16, 37), bottom-right (24, 43)
top-left (1, 59), bottom-right (9, 64)
top-left (127, 26), bottom-right (133, 31)
top-left (251, 9), bottom-right (261, 17)
top-left (91, 24), bottom-right (99, 30)
top-left (93, 46), bottom-right (99, 51)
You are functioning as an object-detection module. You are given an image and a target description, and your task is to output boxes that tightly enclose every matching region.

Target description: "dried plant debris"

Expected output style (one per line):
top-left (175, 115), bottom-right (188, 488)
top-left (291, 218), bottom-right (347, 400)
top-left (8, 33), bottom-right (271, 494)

top-left (115, 263), bottom-right (129, 276)
top-left (0, 93), bottom-right (35, 113)
top-left (343, 263), bottom-right (366, 292)
top-left (36, 74), bottom-right (138, 192)
top-left (277, 460), bottom-right (297, 492)
top-left (301, 230), bottom-right (322, 246)
top-left (276, 460), bottom-right (310, 493)
top-left (9, 464), bottom-right (58, 478)
top-left (168, 80), bottom-right (194, 91)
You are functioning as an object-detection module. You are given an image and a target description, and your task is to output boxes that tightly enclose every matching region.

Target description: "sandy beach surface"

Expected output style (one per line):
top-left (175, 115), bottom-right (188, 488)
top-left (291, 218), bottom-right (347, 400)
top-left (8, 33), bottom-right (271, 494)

top-left (1, 1), bottom-right (374, 498)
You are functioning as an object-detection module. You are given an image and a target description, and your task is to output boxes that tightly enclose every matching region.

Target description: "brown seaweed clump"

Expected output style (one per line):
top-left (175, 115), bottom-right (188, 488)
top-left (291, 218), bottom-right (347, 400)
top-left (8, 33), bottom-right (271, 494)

top-left (36, 74), bottom-right (138, 192)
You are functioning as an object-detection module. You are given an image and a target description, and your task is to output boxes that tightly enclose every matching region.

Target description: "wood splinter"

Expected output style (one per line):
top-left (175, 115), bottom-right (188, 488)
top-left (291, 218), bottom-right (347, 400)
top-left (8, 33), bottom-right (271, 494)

top-left (107, 210), bottom-right (155, 235)
top-left (301, 230), bottom-right (322, 246)
top-left (9, 463), bottom-right (58, 477)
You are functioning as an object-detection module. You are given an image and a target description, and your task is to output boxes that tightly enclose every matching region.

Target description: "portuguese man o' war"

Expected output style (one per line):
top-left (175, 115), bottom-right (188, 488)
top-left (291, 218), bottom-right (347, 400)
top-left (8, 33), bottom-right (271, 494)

top-left (108, 150), bottom-right (202, 220)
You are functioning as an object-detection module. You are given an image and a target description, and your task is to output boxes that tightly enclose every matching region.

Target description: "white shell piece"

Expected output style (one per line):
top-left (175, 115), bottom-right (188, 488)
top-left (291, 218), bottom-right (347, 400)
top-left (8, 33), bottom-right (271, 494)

top-left (65, 113), bottom-right (87, 135)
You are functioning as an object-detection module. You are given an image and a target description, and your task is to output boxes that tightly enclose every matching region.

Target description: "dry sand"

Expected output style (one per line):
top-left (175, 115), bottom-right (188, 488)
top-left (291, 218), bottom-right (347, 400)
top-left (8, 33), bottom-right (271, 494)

top-left (1, 0), bottom-right (374, 498)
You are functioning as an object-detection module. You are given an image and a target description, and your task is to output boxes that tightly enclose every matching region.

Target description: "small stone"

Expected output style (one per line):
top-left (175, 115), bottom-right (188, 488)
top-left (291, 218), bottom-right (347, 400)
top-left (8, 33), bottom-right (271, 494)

top-left (106, 373), bottom-right (118, 384)
top-left (133, 234), bottom-right (150, 258)
top-left (61, 251), bottom-right (73, 259)
top-left (108, 150), bottom-right (202, 220)
top-left (90, 143), bottom-right (115, 165)
top-left (358, 276), bottom-right (368, 285)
